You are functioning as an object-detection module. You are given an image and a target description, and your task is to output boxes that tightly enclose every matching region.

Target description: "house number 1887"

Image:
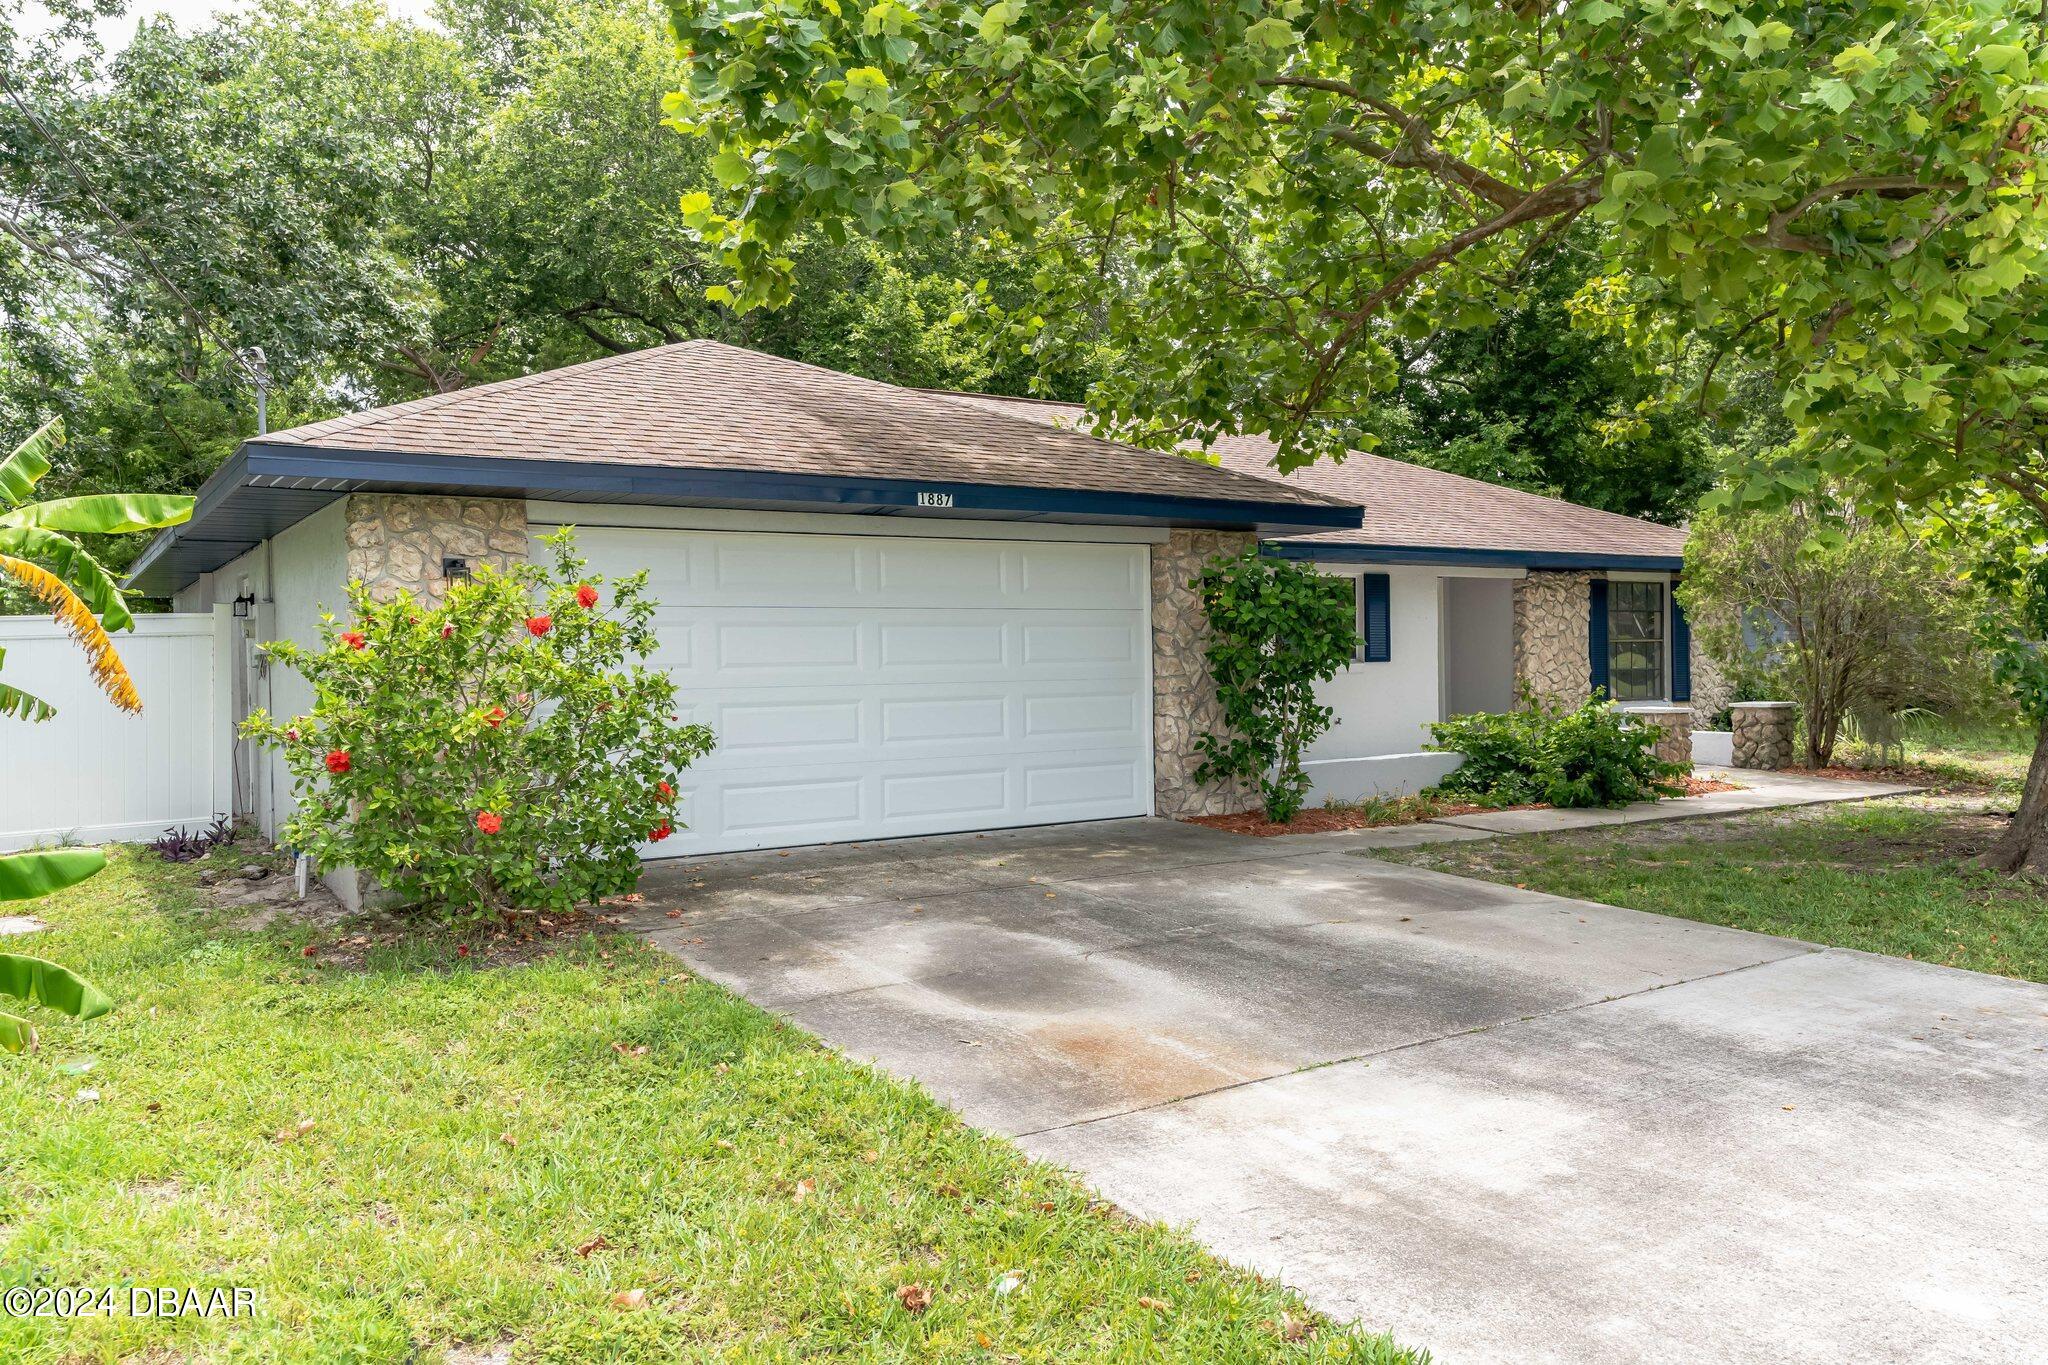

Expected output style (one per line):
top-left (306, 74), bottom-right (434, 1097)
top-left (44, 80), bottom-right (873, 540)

top-left (916, 491), bottom-right (955, 508)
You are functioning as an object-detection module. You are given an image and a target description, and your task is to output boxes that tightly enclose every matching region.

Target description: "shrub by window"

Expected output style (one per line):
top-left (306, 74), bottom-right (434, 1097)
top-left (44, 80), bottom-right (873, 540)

top-left (1427, 693), bottom-right (1687, 809)
top-left (1193, 550), bottom-right (1359, 824)
top-left (246, 530), bottom-right (716, 921)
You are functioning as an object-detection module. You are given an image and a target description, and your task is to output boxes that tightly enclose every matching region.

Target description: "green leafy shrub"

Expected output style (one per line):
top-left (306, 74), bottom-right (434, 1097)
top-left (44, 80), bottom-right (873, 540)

top-left (247, 531), bottom-right (715, 920)
top-left (1192, 550), bottom-right (1359, 824)
top-left (1428, 694), bottom-right (1687, 809)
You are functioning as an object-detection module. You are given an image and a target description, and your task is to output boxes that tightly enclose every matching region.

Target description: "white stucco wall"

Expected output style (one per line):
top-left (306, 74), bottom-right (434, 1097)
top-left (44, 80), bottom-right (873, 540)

top-left (1301, 563), bottom-right (1524, 803)
top-left (169, 501), bottom-right (350, 838)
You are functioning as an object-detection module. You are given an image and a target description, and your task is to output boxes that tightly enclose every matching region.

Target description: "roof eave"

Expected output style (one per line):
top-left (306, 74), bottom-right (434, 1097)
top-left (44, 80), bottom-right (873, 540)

top-left (126, 442), bottom-right (1362, 596)
top-left (1261, 541), bottom-right (1684, 571)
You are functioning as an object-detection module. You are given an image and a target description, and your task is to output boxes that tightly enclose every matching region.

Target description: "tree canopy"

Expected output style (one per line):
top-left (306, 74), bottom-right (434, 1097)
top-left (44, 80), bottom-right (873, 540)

top-left (0, 0), bottom-right (1094, 569)
top-left (668, 0), bottom-right (2044, 491)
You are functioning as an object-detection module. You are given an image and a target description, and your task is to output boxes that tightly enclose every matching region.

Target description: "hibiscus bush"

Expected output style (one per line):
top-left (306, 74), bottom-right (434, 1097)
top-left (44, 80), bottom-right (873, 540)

top-left (246, 530), bottom-right (715, 921)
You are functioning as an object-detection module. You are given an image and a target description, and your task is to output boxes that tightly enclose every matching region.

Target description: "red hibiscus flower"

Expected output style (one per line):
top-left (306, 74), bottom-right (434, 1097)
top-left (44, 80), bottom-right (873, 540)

top-left (441, 623), bottom-right (455, 640)
top-left (575, 583), bottom-right (599, 609)
top-left (324, 749), bottom-right (351, 774)
top-left (525, 615), bottom-right (552, 637)
top-left (657, 780), bottom-right (674, 801)
top-left (340, 630), bottom-right (367, 651)
top-left (648, 822), bottom-right (673, 842)
top-left (475, 810), bottom-right (503, 835)
top-left (485, 707), bottom-right (506, 728)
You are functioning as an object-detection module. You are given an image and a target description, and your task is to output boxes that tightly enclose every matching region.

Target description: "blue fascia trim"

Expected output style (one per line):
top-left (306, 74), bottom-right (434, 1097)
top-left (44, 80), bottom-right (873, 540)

top-left (244, 443), bottom-right (1363, 531)
top-left (1261, 541), bottom-right (1683, 572)
top-left (125, 441), bottom-right (1363, 593)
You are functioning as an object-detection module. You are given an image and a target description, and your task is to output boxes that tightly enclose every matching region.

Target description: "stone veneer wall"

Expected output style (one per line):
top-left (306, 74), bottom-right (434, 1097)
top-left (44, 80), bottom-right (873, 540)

top-left (1513, 570), bottom-right (1594, 707)
top-left (1630, 705), bottom-right (1694, 766)
top-left (1689, 643), bottom-right (1733, 731)
top-left (1151, 529), bottom-right (1260, 818)
top-left (344, 494), bottom-right (529, 601)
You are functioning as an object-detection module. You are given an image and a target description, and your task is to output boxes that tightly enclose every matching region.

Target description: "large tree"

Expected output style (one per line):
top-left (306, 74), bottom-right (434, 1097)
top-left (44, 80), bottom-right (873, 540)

top-left (669, 0), bottom-right (2048, 859)
top-left (0, 0), bottom-right (1096, 572)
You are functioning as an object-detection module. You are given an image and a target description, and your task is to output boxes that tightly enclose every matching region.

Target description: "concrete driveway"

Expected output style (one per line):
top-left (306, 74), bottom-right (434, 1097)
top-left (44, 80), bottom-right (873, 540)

top-left (628, 817), bottom-right (2048, 1364)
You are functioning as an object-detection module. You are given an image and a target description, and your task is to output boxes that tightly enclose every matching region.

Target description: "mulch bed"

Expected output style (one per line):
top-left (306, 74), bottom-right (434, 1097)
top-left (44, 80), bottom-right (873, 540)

top-left (1185, 801), bottom-right (1530, 839)
top-left (1186, 774), bottom-right (1745, 839)
top-left (297, 905), bottom-right (628, 971)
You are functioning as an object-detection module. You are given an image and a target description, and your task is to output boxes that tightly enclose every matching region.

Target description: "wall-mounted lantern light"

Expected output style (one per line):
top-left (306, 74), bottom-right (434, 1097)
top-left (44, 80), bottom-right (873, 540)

top-left (232, 591), bottom-right (256, 619)
top-left (442, 556), bottom-right (472, 582)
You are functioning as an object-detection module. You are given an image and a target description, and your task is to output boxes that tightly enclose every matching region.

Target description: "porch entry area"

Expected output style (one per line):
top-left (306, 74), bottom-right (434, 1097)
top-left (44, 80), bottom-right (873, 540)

top-left (1440, 576), bottom-right (1515, 718)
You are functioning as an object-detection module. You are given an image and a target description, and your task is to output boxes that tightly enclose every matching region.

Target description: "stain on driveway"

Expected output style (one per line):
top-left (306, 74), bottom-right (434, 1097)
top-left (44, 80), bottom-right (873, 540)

top-left (626, 817), bottom-right (2048, 1365)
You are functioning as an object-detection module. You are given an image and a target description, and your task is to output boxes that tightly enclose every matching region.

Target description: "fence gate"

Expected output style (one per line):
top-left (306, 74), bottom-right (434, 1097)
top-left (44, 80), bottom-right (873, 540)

top-left (0, 610), bottom-right (232, 853)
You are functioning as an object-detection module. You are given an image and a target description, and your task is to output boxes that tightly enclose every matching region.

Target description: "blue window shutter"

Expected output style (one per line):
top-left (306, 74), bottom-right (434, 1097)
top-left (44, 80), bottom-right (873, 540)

top-left (1588, 578), bottom-right (1609, 698)
top-left (1670, 578), bottom-right (1691, 703)
top-left (1363, 573), bottom-right (1391, 662)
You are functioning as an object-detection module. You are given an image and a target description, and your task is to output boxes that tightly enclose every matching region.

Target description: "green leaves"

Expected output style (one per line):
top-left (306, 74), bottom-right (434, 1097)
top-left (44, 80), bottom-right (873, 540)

top-left (0, 419), bottom-right (59, 508)
top-left (1190, 551), bottom-right (1357, 824)
top-left (244, 531), bottom-right (716, 921)
top-left (0, 849), bottom-right (106, 903)
top-left (0, 953), bottom-right (113, 1053)
top-left (0, 493), bottom-right (194, 535)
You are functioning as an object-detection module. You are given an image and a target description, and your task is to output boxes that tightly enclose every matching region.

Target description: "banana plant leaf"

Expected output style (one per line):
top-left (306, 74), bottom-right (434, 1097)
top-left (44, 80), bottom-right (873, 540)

top-left (0, 848), bottom-right (106, 903)
top-left (0, 418), bottom-right (58, 507)
top-left (0, 681), bottom-right (54, 722)
top-left (0, 525), bottom-right (133, 632)
top-left (0, 493), bottom-right (194, 535)
top-left (0, 1010), bottom-right (33, 1052)
top-left (0, 955), bottom-right (113, 1053)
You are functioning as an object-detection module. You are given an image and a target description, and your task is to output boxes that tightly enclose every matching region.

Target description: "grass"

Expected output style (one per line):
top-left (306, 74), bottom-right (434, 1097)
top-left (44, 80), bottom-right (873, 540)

top-left (1377, 799), bottom-right (2048, 983)
top-left (1, 849), bottom-right (1418, 1363)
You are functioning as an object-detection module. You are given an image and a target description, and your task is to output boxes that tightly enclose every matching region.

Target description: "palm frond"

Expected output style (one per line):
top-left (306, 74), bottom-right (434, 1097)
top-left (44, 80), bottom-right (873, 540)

top-left (0, 553), bottom-right (140, 713)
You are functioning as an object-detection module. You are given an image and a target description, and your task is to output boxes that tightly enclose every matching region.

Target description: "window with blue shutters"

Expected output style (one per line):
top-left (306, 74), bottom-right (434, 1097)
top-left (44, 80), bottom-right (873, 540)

top-left (1358, 572), bottom-right (1390, 662)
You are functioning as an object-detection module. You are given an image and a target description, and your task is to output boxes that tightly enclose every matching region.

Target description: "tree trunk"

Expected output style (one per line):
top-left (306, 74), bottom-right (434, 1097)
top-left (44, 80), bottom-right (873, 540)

top-left (1981, 713), bottom-right (2048, 873)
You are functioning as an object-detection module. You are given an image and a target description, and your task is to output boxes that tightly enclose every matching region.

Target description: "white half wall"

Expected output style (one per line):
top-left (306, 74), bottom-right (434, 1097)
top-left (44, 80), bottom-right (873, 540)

top-left (1303, 751), bottom-right (1465, 805)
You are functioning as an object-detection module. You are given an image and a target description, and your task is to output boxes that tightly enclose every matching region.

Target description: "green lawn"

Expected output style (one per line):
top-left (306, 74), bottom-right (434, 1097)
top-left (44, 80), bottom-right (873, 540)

top-left (2, 849), bottom-right (1416, 1363)
top-left (1378, 799), bottom-right (2048, 983)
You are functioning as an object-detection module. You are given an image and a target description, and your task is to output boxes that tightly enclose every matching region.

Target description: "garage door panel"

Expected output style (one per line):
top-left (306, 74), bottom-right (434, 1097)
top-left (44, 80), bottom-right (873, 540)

top-left (547, 525), bottom-right (1151, 855)
top-left (877, 621), bottom-right (1007, 668)
top-left (682, 680), bottom-right (1144, 768)
top-left (651, 608), bottom-right (1145, 687)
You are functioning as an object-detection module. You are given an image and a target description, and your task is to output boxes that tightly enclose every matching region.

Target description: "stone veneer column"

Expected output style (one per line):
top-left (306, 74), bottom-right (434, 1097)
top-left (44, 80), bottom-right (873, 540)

top-left (1689, 643), bottom-right (1734, 731)
top-left (1151, 529), bottom-right (1259, 819)
top-left (1731, 701), bottom-right (1797, 770)
top-left (1628, 705), bottom-right (1694, 767)
top-left (1512, 569), bottom-right (1594, 707)
top-left (344, 494), bottom-right (529, 601)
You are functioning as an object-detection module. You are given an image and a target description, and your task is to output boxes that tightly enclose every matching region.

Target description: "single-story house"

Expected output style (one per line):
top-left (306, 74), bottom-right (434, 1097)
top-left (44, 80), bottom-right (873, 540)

top-left (947, 392), bottom-right (1723, 800)
top-left (128, 340), bottom-right (1718, 858)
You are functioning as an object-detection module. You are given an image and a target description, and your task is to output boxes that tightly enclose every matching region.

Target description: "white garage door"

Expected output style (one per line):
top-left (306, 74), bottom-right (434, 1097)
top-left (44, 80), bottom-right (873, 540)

top-left (549, 524), bottom-right (1153, 856)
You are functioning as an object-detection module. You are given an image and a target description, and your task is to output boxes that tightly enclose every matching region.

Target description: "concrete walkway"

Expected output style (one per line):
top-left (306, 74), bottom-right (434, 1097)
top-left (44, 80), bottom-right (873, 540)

top-left (627, 773), bottom-right (2044, 1364)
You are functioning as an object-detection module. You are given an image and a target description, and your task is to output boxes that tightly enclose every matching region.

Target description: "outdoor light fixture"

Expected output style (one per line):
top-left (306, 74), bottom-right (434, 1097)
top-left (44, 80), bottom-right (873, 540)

top-left (442, 556), bottom-right (472, 582)
top-left (232, 592), bottom-right (256, 618)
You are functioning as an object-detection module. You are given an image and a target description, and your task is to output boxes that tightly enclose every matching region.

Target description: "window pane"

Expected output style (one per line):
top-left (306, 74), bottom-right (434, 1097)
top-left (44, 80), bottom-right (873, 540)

top-left (1607, 581), bottom-right (1665, 700)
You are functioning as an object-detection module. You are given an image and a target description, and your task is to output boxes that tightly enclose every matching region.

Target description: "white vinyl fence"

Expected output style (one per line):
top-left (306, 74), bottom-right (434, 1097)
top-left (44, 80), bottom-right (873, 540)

top-left (0, 611), bottom-right (232, 853)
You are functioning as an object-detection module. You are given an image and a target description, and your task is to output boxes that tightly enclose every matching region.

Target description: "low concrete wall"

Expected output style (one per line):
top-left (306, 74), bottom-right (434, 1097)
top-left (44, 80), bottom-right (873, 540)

top-left (1303, 751), bottom-right (1465, 804)
top-left (1693, 731), bottom-right (1734, 767)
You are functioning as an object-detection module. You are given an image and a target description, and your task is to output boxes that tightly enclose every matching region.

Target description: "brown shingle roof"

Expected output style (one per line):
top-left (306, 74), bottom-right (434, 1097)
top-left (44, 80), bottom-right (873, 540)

top-left (266, 340), bottom-right (1350, 514)
top-left (943, 393), bottom-right (1687, 562)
